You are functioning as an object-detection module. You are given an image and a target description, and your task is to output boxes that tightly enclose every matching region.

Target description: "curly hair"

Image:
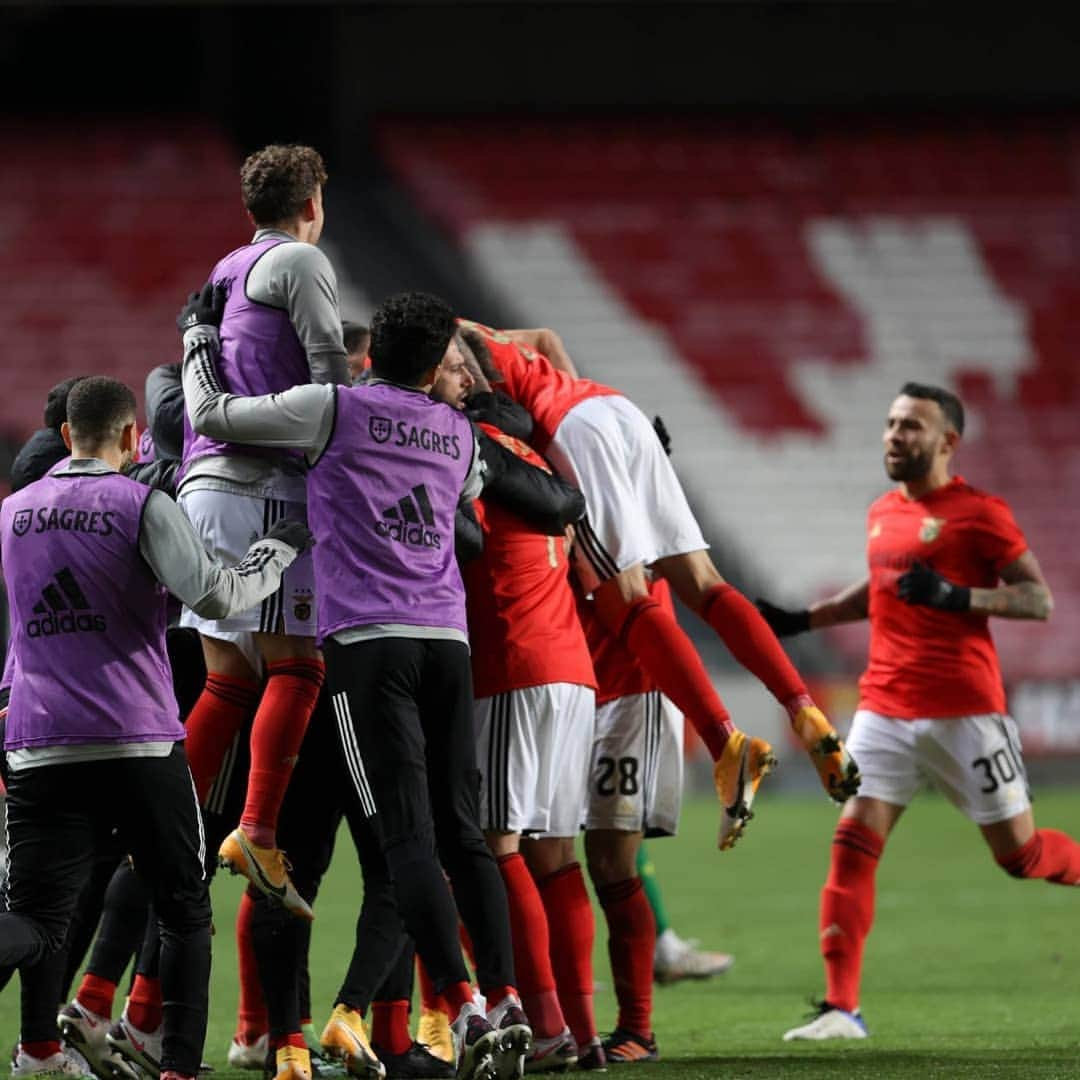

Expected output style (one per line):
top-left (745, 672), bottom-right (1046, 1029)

top-left (369, 292), bottom-right (457, 386)
top-left (240, 144), bottom-right (327, 226)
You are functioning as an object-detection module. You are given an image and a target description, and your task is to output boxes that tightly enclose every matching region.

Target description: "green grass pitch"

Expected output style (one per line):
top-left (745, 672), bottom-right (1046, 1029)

top-left (3, 788), bottom-right (1077, 1079)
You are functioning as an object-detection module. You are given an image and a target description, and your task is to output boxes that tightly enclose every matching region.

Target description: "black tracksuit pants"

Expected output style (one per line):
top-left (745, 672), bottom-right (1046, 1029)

top-left (0, 745), bottom-right (211, 1075)
top-left (324, 636), bottom-right (514, 998)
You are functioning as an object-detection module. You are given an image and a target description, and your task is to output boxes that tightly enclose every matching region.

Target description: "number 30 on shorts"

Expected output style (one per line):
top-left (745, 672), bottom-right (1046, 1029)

top-left (595, 755), bottom-right (640, 796)
top-left (971, 744), bottom-right (1022, 794)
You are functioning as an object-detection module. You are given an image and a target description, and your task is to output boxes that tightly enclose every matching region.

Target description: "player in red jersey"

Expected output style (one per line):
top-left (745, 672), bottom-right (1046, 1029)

top-left (458, 320), bottom-right (859, 849)
top-left (576, 576), bottom-right (684, 1065)
top-left (435, 335), bottom-right (603, 1071)
top-left (755, 383), bottom-right (1080, 1040)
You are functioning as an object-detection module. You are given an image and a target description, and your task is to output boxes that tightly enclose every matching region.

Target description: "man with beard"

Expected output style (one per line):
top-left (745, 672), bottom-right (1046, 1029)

top-left (755, 382), bottom-right (1080, 1041)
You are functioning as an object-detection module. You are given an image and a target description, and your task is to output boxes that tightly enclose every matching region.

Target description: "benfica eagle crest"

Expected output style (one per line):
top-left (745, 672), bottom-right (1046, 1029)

top-left (919, 516), bottom-right (945, 543)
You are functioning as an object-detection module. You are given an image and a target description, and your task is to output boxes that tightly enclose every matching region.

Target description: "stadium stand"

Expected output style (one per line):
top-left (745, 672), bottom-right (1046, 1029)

top-left (377, 115), bottom-right (1080, 683)
top-left (0, 121), bottom-right (249, 451)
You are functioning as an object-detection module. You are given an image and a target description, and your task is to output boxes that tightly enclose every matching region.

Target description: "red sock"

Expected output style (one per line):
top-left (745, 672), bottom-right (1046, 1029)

top-left (441, 981), bottom-right (475, 1020)
top-left (596, 877), bottom-right (654, 1038)
top-left (22, 1042), bottom-right (61, 1061)
top-left (538, 862), bottom-right (596, 1047)
top-left (76, 972), bottom-right (117, 1018)
top-left (236, 890), bottom-right (268, 1041)
top-left (701, 584), bottom-right (807, 707)
top-left (270, 1033), bottom-right (307, 1052)
top-left (614, 597), bottom-right (733, 760)
top-left (371, 1000), bottom-right (412, 1056)
top-left (820, 819), bottom-right (883, 1013)
top-left (127, 974), bottom-right (163, 1033)
top-left (416, 958), bottom-right (445, 1015)
top-left (496, 854), bottom-right (565, 1038)
top-left (184, 673), bottom-right (261, 802)
top-left (481, 984), bottom-right (517, 1008)
top-left (997, 828), bottom-right (1080, 884)
top-left (240, 659), bottom-right (325, 847)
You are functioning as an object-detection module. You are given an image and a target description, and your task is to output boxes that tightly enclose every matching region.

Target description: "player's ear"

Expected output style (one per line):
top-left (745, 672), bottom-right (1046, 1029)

top-left (121, 421), bottom-right (138, 455)
top-left (60, 421), bottom-right (73, 451)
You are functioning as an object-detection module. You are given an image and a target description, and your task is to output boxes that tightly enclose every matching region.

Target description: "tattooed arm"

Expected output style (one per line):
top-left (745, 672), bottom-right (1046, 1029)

top-left (970, 551), bottom-right (1053, 620)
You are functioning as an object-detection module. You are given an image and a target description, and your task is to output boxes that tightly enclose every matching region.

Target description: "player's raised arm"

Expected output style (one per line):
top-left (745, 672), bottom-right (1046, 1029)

top-left (181, 317), bottom-right (335, 459)
top-left (503, 327), bottom-right (579, 376)
top-left (756, 577), bottom-right (870, 636)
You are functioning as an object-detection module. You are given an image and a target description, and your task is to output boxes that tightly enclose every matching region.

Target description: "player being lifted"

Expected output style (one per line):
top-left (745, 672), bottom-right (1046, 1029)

top-left (459, 321), bottom-right (860, 848)
top-left (177, 145), bottom-right (348, 917)
top-left (183, 290), bottom-right (532, 1080)
top-left (756, 383), bottom-right (1080, 1040)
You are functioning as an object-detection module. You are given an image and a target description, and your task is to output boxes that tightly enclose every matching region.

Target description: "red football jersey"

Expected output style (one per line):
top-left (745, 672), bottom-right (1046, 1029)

top-left (464, 423), bottom-right (596, 700)
top-left (858, 476), bottom-right (1029, 719)
top-left (459, 319), bottom-right (618, 454)
top-left (575, 577), bottom-right (675, 706)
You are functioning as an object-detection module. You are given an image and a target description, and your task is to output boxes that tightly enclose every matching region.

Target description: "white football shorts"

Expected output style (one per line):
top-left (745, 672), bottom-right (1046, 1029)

top-left (545, 395), bottom-right (707, 596)
top-left (476, 682), bottom-right (595, 837)
top-left (847, 710), bottom-right (1032, 825)
top-left (178, 489), bottom-right (317, 639)
top-left (585, 690), bottom-right (684, 837)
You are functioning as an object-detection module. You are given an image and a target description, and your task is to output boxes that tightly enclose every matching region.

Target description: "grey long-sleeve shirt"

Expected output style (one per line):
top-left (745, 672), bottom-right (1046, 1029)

top-left (9, 457), bottom-right (299, 769)
top-left (179, 228), bottom-right (348, 502)
top-left (182, 326), bottom-right (483, 501)
top-left (182, 325), bottom-right (484, 645)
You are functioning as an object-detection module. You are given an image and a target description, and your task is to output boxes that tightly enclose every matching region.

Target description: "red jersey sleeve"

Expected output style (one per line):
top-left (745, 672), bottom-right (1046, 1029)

top-left (971, 495), bottom-right (1028, 575)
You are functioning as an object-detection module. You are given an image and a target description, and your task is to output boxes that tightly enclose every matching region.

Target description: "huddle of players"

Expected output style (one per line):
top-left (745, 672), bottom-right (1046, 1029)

top-left (1, 143), bottom-right (862, 1080)
top-left (164, 143), bottom-right (867, 1080)
top-left (19, 136), bottom-right (1074, 1080)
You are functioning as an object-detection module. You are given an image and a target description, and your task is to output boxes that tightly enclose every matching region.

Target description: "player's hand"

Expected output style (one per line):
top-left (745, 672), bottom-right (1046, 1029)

top-left (177, 282), bottom-right (227, 334)
top-left (755, 598), bottom-right (811, 636)
top-left (261, 519), bottom-right (316, 557)
top-left (897, 561), bottom-right (970, 611)
top-left (653, 415), bottom-right (672, 456)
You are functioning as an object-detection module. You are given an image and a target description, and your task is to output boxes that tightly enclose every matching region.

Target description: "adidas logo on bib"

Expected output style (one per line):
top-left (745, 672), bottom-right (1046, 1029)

top-left (26, 567), bottom-right (107, 637)
top-left (374, 484), bottom-right (442, 549)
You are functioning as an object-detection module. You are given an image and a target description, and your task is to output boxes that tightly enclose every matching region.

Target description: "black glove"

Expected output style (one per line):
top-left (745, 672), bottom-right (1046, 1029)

top-left (262, 519), bottom-right (316, 557)
top-left (897, 561), bottom-right (970, 611)
top-left (653, 415), bottom-right (672, 456)
top-left (177, 282), bottom-right (227, 334)
top-left (755, 598), bottom-right (811, 637)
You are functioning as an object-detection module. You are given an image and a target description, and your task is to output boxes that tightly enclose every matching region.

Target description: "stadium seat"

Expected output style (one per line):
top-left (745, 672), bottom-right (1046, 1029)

top-left (378, 115), bottom-right (1080, 682)
top-left (0, 121), bottom-right (249, 438)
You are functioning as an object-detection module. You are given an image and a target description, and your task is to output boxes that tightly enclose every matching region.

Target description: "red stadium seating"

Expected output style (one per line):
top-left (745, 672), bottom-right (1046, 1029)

top-left (378, 115), bottom-right (1080, 681)
top-left (1, 121), bottom-right (248, 443)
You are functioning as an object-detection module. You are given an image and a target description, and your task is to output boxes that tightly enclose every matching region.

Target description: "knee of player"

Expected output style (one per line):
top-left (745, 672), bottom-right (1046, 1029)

top-left (584, 842), bottom-right (636, 887)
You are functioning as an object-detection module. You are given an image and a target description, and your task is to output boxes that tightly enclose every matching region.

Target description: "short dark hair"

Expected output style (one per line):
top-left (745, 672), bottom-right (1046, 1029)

top-left (369, 292), bottom-right (456, 386)
top-left (66, 376), bottom-right (137, 451)
top-left (899, 382), bottom-right (965, 435)
top-left (240, 144), bottom-right (327, 226)
top-left (342, 321), bottom-right (370, 354)
top-left (43, 376), bottom-right (89, 431)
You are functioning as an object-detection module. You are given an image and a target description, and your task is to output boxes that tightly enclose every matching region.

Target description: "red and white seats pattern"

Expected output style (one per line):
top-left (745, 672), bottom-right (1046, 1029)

top-left (379, 117), bottom-right (1080, 681)
top-left (0, 122), bottom-right (249, 451)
